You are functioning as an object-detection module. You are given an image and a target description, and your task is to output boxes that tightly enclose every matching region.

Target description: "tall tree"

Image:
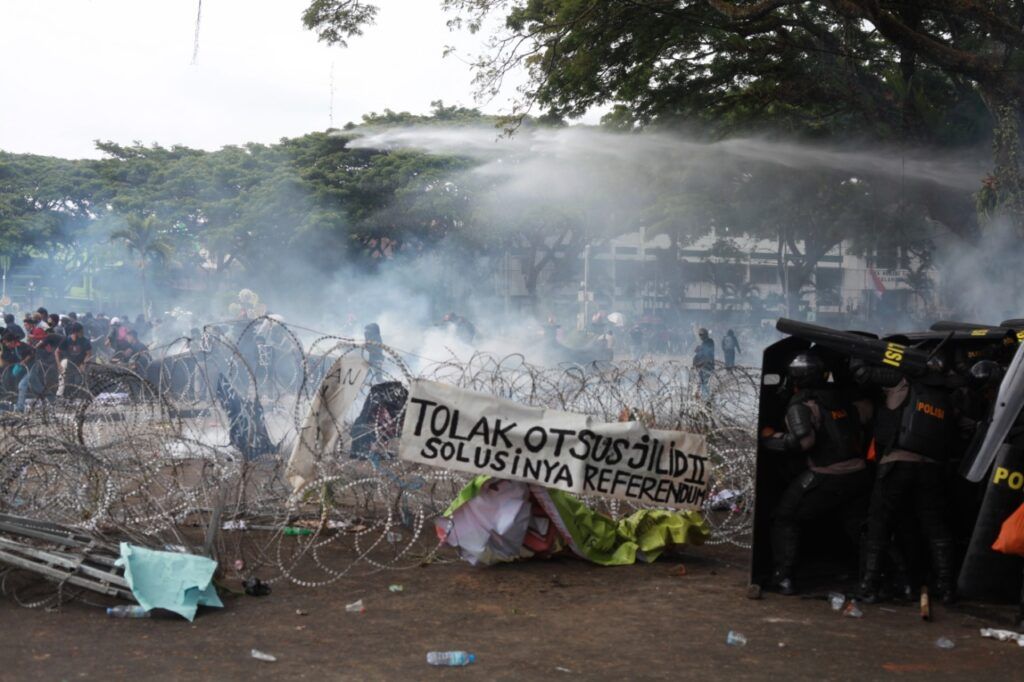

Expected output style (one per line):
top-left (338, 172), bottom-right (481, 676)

top-left (109, 215), bottom-right (175, 316)
top-left (302, 1), bottom-right (1019, 232)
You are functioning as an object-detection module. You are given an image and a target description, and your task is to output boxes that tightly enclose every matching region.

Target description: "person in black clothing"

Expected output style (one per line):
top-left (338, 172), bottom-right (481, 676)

top-left (760, 352), bottom-right (872, 595)
top-left (1, 332), bottom-right (31, 376)
top-left (47, 313), bottom-right (64, 336)
top-left (57, 323), bottom-right (92, 398)
top-left (3, 314), bottom-right (24, 341)
top-left (114, 329), bottom-right (151, 373)
top-left (692, 328), bottom-right (716, 399)
top-left (34, 331), bottom-right (64, 398)
top-left (722, 329), bottom-right (741, 369)
top-left (853, 358), bottom-right (958, 604)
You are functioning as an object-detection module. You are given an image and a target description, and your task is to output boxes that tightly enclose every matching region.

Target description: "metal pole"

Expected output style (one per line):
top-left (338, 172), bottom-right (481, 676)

top-left (581, 243), bottom-right (591, 331)
top-left (611, 241), bottom-right (617, 310)
top-left (783, 241), bottom-right (791, 318)
top-left (504, 250), bottom-right (511, 321)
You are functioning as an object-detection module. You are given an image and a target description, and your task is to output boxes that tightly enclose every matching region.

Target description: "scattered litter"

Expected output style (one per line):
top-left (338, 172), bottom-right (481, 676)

top-left (935, 637), bottom-right (956, 650)
top-left (93, 392), bottom-right (130, 405)
top-left (386, 532), bottom-right (402, 543)
top-left (233, 559), bottom-right (246, 572)
top-left (555, 666), bottom-right (572, 673)
top-left (980, 628), bottom-right (1024, 645)
top-left (345, 599), bottom-right (365, 614)
top-left (243, 578), bottom-right (271, 597)
top-left (295, 625), bottom-right (307, 631)
top-left (426, 651), bottom-right (475, 666)
top-left (725, 630), bottom-right (747, 646)
top-left (778, 642), bottom-right (787, 649)
top-left (670, 564), bottom-right (687, 577)
top-left (879, 607), bottom-right (899, 613)
top-left (222, 520), bottom-right (248, 531)
top-left (295, 609), bottom-right (308, 616)
top-left (828, 592), bottom-right (846, 611)
top-left (709, 488), bottom-right (742, 511)
top-left (107, 605), bottom-right (150, 618)
top-left (283, 527), bottom-right (314, 536)
top-left (388, 584), bottom-right (404, 593)
top-left (842, 601), bottom-right (864, 619)
top-left (162, 544), bottom-right (188, 553)
top-left (251, 649), bottom-right (277, 662)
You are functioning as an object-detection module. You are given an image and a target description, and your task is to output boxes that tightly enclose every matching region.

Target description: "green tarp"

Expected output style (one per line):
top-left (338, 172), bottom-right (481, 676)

top-left (445, 475), bottom-right (709, 566)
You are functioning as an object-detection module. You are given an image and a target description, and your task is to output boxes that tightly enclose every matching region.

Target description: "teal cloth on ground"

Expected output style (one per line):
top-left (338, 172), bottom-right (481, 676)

top-left (115, 543), bottom-right (223, 621)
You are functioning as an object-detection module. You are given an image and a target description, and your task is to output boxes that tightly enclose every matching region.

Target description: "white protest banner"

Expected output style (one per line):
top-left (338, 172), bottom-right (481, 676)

top-left (287, 354), bottom-right (370, 491)
top-left (399, 379), bottom-right (710, 510)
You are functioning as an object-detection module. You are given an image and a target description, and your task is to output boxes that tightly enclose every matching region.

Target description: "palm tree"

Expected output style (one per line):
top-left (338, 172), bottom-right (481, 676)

top-left (110, 215), bottom-right (175, 318)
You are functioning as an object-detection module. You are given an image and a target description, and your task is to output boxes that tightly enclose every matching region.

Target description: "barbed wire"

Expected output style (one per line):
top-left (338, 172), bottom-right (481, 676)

top-left (0, 317), bottom-right (758, 606)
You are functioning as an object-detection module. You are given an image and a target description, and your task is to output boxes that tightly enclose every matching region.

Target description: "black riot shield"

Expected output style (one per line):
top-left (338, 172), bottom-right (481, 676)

top-left (749, 335), bottom-right (809, 592)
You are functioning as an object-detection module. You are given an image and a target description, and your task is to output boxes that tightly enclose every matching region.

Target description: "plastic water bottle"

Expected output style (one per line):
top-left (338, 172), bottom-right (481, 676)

top-left (725, 631), bottom-right (747, 646)
top-left (107, 605), bottom-right (150, 618)
top-left (283, 527), bottom-right (313, 536)
top-left (426, 651), bottom-right (475, 666)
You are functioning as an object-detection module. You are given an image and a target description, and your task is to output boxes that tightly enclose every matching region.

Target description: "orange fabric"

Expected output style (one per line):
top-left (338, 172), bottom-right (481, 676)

top-left (866, 438), bottom-right (877, 462)
top-left (992, 502), bottom-right (1024, 557)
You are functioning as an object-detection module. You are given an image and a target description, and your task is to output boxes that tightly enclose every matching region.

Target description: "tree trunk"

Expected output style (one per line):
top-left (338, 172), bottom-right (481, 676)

top-left (140, 266), bottom-right (148, 319)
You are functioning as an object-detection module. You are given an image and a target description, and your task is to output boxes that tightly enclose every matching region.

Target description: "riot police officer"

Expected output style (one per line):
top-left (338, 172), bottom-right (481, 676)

top-left (761, 352), bottom-right (872, 595)
top-left (854, 358), bottom-right (958, 603)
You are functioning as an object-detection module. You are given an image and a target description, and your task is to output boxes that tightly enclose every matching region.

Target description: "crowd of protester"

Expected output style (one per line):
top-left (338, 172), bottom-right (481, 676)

top-left (0, 307), bottom-right (152, 411)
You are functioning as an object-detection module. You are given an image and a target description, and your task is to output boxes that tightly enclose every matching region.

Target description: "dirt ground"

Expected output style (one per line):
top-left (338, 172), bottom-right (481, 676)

top-left (0, 541), bottom-right (1020, 681)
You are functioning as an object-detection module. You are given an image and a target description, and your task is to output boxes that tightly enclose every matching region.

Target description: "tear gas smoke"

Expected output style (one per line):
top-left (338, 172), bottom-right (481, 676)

top-left (34, 125), bottom-right (998, 363)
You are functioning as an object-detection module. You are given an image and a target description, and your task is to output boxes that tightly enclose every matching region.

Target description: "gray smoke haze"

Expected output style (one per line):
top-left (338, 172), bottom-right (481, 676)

top-left (77, 124), bottom-right (999, 367)
top-left (936, 217), bottom-right (1024, 325)
top-left (190, 125), bottom-right (992, 365)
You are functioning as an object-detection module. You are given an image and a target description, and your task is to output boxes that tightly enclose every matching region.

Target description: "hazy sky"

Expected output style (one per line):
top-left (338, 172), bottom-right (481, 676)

top-left (0, 0), bottom-right (547, 159)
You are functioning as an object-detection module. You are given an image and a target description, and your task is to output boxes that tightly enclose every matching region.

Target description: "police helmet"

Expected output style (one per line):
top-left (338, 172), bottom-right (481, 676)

top-left (787, 352), bottom-right (828, 388)
top-left (926, 351), bottom-right (949, 375)
top-left (968, 359), bottom-right (1003, 390)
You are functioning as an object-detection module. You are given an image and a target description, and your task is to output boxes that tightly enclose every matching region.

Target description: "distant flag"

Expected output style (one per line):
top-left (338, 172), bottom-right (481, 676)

top-left (868, 266), bottom-right (886, 299)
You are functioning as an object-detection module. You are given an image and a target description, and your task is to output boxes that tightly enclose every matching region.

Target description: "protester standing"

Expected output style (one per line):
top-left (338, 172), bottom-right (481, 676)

top-left (56, 322), bottom-right (91, 398)
top-left (692, 327), bottom-right (715, 399)
top-left (722, 329), bottom-right (741, 369)
top-left (3, 314), bottom-right (24, 341)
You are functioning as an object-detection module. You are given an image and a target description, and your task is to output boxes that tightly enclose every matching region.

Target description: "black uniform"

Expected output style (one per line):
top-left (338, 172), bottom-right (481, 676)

top-left (765, 386), bottom-right (870, 592)
top-left (860, 378), bottom-right (957, 601)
